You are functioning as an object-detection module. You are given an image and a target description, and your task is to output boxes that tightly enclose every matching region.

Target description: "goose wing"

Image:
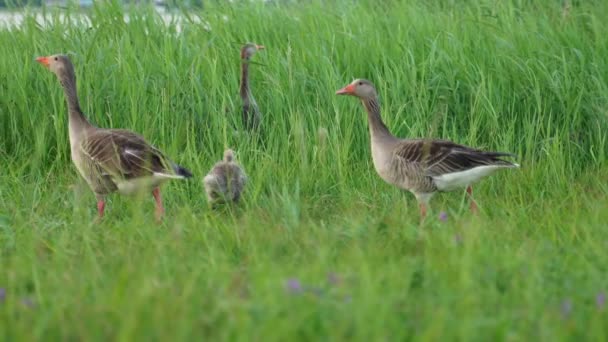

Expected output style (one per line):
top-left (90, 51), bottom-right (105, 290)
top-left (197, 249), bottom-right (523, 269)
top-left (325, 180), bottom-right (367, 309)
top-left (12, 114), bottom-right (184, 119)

top-left (393, 139), bottom-right (517, 177)
top-left (80, 129), bottom-right (177, 180)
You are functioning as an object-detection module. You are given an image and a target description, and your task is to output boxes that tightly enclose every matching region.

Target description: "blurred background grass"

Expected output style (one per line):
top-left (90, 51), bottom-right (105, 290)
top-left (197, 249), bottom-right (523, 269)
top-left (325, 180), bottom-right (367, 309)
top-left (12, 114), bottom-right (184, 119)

top-left (0, 0), bottom-right (607, 340)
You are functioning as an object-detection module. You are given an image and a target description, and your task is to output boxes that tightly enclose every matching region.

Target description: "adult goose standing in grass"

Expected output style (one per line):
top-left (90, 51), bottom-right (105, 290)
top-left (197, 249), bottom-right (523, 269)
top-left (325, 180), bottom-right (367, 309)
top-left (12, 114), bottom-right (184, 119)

top-left (240, 43), bottom-right (264, 130)
top-left (36, 54), bottom-right (192, 221)
top-left (336, 79), bottom-right (519, 219)
top-left (203, 149), bottom-right (247, 206)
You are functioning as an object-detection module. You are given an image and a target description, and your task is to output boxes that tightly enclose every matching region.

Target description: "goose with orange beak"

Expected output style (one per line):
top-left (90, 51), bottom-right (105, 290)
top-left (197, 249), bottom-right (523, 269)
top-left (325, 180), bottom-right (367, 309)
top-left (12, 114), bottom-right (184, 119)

top-left (240, 43), bottom-right (264, 130)
top-left (36, 54), bottom-right (193, 222)
top-left (336, 78), bottom-right (519, 220)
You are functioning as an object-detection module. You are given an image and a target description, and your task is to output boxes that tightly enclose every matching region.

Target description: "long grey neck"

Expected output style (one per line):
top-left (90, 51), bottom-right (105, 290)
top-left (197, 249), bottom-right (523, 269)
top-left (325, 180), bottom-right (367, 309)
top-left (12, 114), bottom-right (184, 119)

top-left (240, 61), bottom-right (250, 99)
top-left (362, 97), bottom-right (391, 138)
top-left (58, 70), bottom-right (92, 141)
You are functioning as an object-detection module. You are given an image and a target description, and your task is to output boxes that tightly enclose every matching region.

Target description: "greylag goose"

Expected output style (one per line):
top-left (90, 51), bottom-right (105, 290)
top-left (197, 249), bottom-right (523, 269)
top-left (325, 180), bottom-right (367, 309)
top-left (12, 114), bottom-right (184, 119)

top-left (36, 54), bottom-right (192, 221)
top-left (203, 149), bottom-right (247, 206)
top-left (336, 79), bottom-right (519, 219)
top-left (240, 43), bottom-right (264, 130)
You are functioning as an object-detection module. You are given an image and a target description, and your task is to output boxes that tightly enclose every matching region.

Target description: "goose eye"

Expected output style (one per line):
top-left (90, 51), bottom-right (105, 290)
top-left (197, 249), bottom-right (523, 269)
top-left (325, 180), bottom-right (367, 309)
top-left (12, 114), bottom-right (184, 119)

top-left (54, 57), bottom-right (58, 61)
top-left (358, 82), bottom-right (363, 86)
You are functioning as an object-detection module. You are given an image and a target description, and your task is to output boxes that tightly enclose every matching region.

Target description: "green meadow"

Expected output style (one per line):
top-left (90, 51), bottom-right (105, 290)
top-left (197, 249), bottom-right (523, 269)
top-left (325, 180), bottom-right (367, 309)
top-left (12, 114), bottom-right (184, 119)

top-left (1, 0), bottom-right (608, 339)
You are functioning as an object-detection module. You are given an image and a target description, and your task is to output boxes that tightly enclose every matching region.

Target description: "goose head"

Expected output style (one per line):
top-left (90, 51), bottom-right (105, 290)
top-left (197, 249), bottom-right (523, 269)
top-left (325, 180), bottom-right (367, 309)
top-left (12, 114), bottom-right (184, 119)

top-left (241, 43), bottom-right (264, 61)
top-left (36, 54), bottom-right (75, 80)
top-left (335, 79), bottom-right (378, 99)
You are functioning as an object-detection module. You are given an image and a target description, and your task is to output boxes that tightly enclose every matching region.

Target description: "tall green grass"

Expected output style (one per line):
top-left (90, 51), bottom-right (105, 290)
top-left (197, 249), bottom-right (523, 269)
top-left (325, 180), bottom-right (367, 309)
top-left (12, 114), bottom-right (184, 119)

top-left (1, 0), bottom-right (607, 339)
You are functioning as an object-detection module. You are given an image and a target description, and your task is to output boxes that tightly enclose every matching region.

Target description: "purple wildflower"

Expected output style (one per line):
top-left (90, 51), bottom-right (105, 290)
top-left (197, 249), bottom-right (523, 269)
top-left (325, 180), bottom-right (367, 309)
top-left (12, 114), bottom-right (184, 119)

top-left (597, 292), bottom-right (606, 310)
top-left (21, 297), bottom-right (35, 309)
top-left (454, 233), bottom-right (463, 245)
top-left (285, 278), bottom-right (303, 294)
top-left (561, 299), bottom-right (572, 319)
top-left (439, 211), bottom-right (448, 222)
top-left (327, 272), bottom-right (341, 286)
top-left (0, 288), bottom-right (5, 303)
top-left (308, 287), bottom-right (324, 297)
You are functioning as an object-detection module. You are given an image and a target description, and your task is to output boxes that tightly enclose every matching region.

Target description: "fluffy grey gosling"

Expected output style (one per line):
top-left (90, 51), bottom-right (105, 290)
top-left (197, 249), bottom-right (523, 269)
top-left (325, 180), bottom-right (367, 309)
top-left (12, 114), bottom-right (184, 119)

top-left (203, 149), bottom-right (247, 206)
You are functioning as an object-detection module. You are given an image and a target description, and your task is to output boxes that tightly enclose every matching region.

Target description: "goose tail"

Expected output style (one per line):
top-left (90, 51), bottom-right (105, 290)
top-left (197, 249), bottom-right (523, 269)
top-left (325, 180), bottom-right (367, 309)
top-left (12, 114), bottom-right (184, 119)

top-left (481, 151), bottom-right (520, 168)
top-left (176, 165), bottom-right (193, 178)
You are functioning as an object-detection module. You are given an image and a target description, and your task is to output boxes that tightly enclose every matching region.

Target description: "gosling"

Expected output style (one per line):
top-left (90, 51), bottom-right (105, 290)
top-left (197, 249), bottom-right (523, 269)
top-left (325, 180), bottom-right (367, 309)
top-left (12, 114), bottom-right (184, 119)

top-left (203, 149), bottom-right (247, 206)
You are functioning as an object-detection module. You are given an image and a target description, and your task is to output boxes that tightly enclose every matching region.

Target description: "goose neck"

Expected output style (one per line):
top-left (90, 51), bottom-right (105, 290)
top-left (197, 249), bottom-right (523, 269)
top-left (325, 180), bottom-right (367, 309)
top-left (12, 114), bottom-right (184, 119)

top-left (362, 97), bottom-right (391, 138)
top-left (240, 61), bottom-right (251, 100)
top-left (58, 69), bottom-right (92, 138)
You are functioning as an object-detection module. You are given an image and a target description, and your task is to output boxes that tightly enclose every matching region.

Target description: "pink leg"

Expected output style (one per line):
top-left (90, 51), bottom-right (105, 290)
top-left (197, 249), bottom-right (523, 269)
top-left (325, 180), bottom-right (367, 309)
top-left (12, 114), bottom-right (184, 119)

top-left (419, 202), bottom-right (428, 221)
top-left (152, 188), bottom-right (165, 222)
top-left (94, 198), bottom-right (106, 223)
top-left (97, 200), bottom-right (105, 218)
top-left (467, 186), bottom-right (479, 214)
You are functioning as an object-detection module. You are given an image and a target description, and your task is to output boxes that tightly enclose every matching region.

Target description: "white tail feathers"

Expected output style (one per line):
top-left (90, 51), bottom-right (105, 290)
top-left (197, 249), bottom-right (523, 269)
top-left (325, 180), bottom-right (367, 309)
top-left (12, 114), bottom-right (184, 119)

top-left (433, 164), bottom-right (515, 192)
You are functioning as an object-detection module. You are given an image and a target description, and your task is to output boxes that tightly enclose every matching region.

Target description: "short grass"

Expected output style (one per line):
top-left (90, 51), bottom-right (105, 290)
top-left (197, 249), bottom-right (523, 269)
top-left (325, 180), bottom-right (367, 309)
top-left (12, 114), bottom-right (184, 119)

top-left (1, 0), bottom-right (608, 340)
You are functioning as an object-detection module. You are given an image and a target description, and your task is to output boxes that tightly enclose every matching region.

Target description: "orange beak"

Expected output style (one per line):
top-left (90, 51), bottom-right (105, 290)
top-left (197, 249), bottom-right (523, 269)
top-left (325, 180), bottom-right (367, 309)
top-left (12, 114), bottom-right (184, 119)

top-left (36, 56), bottom-right (50, 68)
top-left (335, 83), bottom-right (355, 95)
top-left (256, 45), bottom-right (265, 50)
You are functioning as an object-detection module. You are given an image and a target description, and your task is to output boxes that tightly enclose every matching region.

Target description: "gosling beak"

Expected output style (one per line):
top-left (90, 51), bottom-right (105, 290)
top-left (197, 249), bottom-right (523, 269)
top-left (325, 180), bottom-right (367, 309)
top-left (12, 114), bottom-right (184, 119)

top-left (256, 45), bottom-right (265, 50)
top-left (36, 56), bottom-right (50, 68)
top-left (335, 83), bottom-right (355, 95)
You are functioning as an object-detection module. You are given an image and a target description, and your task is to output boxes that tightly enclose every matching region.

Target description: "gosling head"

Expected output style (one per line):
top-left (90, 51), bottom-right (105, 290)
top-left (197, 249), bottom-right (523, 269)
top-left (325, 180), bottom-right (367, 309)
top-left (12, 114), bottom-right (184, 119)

top-left (223, 149), bottom-right (235, 163)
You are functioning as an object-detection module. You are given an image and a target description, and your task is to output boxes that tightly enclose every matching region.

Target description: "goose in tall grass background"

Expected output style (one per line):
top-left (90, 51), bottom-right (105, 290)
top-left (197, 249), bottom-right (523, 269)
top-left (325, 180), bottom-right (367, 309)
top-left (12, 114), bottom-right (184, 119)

top-left (240, 43), bottom-right (264, 131)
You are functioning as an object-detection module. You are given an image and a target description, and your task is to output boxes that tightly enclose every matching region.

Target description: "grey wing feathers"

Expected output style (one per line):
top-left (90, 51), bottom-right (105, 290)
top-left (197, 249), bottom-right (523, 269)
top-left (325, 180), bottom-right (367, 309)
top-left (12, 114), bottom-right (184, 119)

top-left (394, 139), bottom-right (518, 177)
top-left (80, 129), bottom-right (177, 179)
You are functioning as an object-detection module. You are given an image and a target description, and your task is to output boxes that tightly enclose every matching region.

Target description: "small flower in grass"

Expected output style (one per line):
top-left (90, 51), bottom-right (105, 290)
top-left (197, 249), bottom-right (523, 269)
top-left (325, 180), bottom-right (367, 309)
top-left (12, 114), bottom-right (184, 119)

top-left (438, 211), bottom-right (448, 222)
top-left (21, 297), bottom-right (35, 309)
top-left (0, 288), bottom-right (5, 303)
top-left (454, 233), bottom-right (463, 245)
top-left (597, 292), bottom-right (606, 311)
top-left (308, 287), bottom-right (324, 297)
top-left (285, 278), bottom-right (303, 295)
top-left (327, 272), bottom-right (341, 286)
top-left (561, 299), bottom-right (572, 319)
top-left (317, 127), bottom-right (328, 144)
